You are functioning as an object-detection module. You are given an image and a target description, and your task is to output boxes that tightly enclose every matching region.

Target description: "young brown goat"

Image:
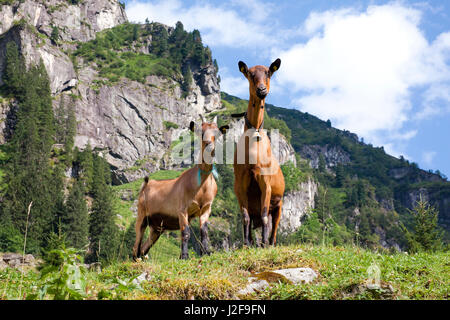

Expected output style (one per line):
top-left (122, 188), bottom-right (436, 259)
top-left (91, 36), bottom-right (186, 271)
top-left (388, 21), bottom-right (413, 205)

top-left (233, 58), bottom-right (285, 247)
top-left (133, 116), bottom-right (228, 260)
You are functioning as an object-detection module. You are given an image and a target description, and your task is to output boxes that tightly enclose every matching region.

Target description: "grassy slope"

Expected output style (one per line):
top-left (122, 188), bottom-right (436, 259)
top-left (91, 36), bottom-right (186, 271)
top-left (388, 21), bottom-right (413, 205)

top-left (1, 245), bottom-right (448, 300)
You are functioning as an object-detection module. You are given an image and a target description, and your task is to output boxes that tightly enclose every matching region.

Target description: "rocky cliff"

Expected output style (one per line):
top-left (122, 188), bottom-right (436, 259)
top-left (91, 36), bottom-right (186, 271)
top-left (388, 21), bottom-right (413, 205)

top-left (0, 0), bottom-right (126, 94)
top-left (71, 65), bottom-right (222, 183)
top-left (0, 0), bottom-right (126, 42)
top-left (299, 144), bottom-right (350, 169)
top-left (0, 0), bottom-right (224, 183)
top-left (279, 179), bottom-right (318, 234)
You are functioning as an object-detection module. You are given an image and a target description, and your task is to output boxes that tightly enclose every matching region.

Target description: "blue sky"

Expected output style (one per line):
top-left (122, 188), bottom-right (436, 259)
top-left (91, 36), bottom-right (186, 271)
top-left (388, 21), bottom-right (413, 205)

top-left (123, 0), bottom-right (450, 178)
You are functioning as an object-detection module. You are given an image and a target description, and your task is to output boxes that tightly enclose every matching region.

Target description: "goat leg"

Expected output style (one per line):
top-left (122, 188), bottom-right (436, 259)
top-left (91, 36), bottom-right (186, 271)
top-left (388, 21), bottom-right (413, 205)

top-left (179, 211), bottom-right (190, 259)
top-left (242, 208), bottom-right (251, 247)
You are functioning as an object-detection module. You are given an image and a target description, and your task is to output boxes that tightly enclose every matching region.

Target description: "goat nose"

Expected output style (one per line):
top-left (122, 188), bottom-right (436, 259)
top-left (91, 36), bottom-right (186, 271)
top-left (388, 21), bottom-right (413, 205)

top-left (256, 86), bottom-right (267, 98)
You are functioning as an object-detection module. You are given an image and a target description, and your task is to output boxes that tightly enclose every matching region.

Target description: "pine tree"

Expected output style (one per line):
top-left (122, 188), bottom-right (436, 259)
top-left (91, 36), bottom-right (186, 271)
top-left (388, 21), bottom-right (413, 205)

top-left (170, 21), bottom-right (185, 44)
top-left (64, 103), bottom-right (77, 161)
top-left (181, 64), bottom-right (192, 94)
top-left (403, 199), bottom-right (443, 252)
top-left (62, 179), bottom-right (89, 250)
top-left (87, 153), bottom-right (119, 263)
top-left (335, 164), bottom-right (345, 188)
top-left (50, 25), bottom-right (59, 45)
top-left (2, 41), bottom-right (26, 98)
top-left (318, 154), bottom-right (326, 173)
top-left (49, 163), bottom-right (67, 233)
top-left (54, 96), bottom-right (67, 144)
top-left (151, 25), bottom-right (169, 57)
top-left (132, 23), bottom-right (139, 41)
top-left (2, 57), bottom-right (57, 253)
top-left (76, 143), bottom-right (94, 192)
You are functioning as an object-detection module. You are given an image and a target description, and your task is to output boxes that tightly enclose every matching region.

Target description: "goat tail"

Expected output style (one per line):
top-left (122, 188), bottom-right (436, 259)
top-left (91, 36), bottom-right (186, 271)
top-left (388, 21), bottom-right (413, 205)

top-left (140, 176), bottom-right (149, 195)
top-left (138, 176), bottom-right (150, 216)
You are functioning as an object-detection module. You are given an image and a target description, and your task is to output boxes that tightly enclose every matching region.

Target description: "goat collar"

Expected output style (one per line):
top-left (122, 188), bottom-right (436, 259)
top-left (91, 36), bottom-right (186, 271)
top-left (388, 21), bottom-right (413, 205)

top-left (197, 164), bottom-right (218, 186)
top-left (231, 112), bottom-right (264, 131)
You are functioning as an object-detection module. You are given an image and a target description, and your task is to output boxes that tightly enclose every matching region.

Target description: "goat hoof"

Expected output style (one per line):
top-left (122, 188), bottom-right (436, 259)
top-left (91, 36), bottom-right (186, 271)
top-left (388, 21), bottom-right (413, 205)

top-left (136, 257), bottom-right (142, 262)
top-left (143, 255), bottom-right (149, 260)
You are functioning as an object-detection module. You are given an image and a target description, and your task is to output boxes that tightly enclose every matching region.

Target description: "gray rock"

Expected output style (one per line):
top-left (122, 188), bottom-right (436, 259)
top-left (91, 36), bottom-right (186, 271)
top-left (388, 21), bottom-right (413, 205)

top-left (271, 267), bottom-right (318, 284)
top-left (71, 66), bottom-right (222, 183)
top-left (237, 267), bottom-right (318, 297)
top-left (279, 179), bottom-right (318, 234)
top-left (2, 253), bottom-right (23, 262)
top-left (132, 271), bottom-right (152, 285)
top-left (0, 24), bottom-right (77, 94)
top-left (1, 253), bottom-right (37, 268)
top-left (0, 0), bottom-right (127, 42)
top-left (0, 259), bottom-right (8, 270)
top-left (299, 144), bottom-right (351, 169)
top-left (85, 262), bottom-right (101, 272)
top-left (237, 279), bottom-right (270, 296)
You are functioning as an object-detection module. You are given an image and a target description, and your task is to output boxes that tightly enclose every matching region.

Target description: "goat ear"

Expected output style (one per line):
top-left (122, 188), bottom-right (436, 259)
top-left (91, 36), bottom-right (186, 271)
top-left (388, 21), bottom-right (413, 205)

top-left (219, 125), bottom-right (229, 134)
top-left (189, 121), bottom-right (195, 132)
top-left (238, 61), bottom-right (248, 76)
top-left (269, 58), bottom-right (281, 75)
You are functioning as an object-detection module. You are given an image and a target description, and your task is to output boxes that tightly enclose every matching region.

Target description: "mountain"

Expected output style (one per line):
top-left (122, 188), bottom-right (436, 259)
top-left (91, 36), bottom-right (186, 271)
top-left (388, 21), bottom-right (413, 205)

top-left (0, 0), bottom-right (448, 252)
top-left (263, 99), bottom-right (450, 235)
top-left (217, 92), bottom-right (450, 248)
top-left (0, 0), bottom-right (222, 183)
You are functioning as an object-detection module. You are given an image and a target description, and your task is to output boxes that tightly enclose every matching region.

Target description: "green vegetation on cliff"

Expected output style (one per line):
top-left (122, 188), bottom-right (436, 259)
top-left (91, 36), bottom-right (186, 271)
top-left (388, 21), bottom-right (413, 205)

top-left (71, 21), bottom-right (216, 92)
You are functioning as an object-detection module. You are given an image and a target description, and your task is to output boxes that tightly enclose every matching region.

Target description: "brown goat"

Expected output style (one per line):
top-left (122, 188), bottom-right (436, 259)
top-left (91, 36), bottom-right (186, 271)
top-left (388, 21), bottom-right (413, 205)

top-left (133, 117), bottom-right (228, 260)
top-left (233, 58), bottom-right (285, 247)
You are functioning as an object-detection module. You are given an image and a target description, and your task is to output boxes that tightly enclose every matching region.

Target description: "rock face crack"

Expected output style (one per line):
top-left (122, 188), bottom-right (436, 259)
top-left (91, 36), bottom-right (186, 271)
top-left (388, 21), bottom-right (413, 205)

top-left (118, 94), bottom-right (148, 126)
top-left (116, 129), bottom-right (140, 158)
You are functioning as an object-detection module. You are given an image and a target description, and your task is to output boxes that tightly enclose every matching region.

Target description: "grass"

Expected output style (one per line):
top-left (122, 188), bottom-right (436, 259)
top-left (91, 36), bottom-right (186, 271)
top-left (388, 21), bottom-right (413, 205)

top-left (1, 244), bottom-right (448, 300)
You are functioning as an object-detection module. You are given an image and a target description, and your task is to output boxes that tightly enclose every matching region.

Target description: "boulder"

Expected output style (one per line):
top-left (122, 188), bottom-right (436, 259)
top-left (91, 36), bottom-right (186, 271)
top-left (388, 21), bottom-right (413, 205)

top-left (272, 268), bottom-right (318, 285)
top-left (237, 267), bottom-right (318, 297)
top-left (1, 253), bottom-right (38, 269)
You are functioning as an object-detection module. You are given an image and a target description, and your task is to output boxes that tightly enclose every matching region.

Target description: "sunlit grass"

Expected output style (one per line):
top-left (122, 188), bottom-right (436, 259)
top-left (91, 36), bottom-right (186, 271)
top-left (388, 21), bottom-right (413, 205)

top-left (1, 244), bottom-right (448, 300)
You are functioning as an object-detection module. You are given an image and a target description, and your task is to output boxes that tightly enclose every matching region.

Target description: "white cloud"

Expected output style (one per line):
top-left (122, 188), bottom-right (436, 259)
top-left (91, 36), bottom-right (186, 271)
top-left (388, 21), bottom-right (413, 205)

top-left (218, 67), bottom-right (249, 97)
top-left (126, 0), bottom-right (275, 48)
top-left (272, 3), bottom-right (450, 146)
top-left (422, 151), bottom-right (437, 165)
top-left (125, 1), bottom-right (450, 161)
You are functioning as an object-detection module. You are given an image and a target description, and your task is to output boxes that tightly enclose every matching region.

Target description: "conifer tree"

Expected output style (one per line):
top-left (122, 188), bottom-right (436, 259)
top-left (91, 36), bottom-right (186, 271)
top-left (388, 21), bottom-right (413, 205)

top-left (181, 65), bottom-right (192, 94)
top-left (403, 199), bottom-right (443, 252)
top-left (55, 96), bottom-right (67, 143)
top-left (318, 154), bottom-right (326, 173)
top-left (1, 49), bottom-right (57, 253)
top-left (87, 154), bottom-right (119, 263)
top-left (335, 164), bottom-right (345, 188)
top-left (65, 103), bottom-right (77, 154)
top-left (2, 41), bottom-right (26, 98)
top-left (76, 143), bottom-right (94, 192)
top-left (151, 25), bottom-right (169, 57)
top-left (62, 179), bottom-right (89, 250)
